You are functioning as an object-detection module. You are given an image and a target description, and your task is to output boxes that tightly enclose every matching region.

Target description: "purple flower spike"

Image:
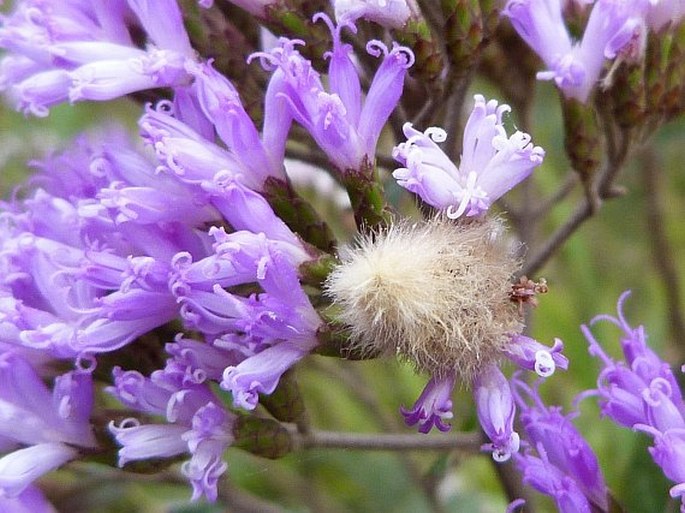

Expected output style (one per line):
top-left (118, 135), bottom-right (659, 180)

top-left (583, 290), bottom-right (685, 429)
top-left (109, 358), bottom-right (237, 502)
top-left (474, 365), bottom-right (520, 462)
top-left (181, 402), bottom-right (234, 502)
top-left (186, 60), bottom-right (287, 183)
top-left (393, 95), bottom-right (544, 219)
top-left (584, 292), bottom-right (685, 510)
top-left (401, 372), bottom-right (456, 434)
top-left (504, 334), bottom-right (569, 377)
top-left (512, 375), bottom-right (609, 511)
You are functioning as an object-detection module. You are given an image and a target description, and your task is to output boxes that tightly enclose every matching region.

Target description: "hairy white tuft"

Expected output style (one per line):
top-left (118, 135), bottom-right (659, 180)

top-left (325, 217), bottom-right (523, 382)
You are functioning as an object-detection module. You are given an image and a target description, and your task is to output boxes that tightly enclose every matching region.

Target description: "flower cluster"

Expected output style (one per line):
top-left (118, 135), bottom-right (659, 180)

top-left (392, 95), bottom-right (544, 219)
top-left (0, 0), bottom-right (429, 499)
top-left (507, 292), bottom-right (685, 511)
top-left (0, 0), bottom-right (615, 507)
top-left (583, 291), bottom-right (685, 510)
top-left (0, 119), bottom-right (320, 499)
top-left (503, 0), bottom-right (684, 102)
top-left (251, 14), bottom-right (414, 173)
top-left (512, 375), bottom-right (609, 512)
top-left (0, 0), bottom-right (196, 116)
top-left (328, 97), bottom-right (560, 462)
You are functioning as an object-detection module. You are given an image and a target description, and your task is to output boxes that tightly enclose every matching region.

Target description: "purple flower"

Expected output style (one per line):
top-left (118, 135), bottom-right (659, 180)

top-left (252, 14), bottom-right (413, 172)
top-left (646, 0), bottom-right (685, 30)
top-left (140, 101), bottom-right (263, 189)
top-left (108, 361), bottom-right (236, 502)
top-left (200, 180), bottom-right (309, 259)
top-left (139, 99), bottom-right (292, 195)
top-left (0, 126), bottom-right (231, 357)
top-left (584, 291), bottom-right (685, 510)
top-left (512, 375), bottom-right (609, 511)
top-left (392, 95), bottom-right (544, 219)
top-left (642, 429), bottom-right (685, 505)
top-left (217, 250), bottom-right (322, 409)
top-left (186, 60), bottom-right (288, 183)
top-left (0, 444), bottom-right (80, 498)
top-left (0, 353), bottom-right (95, 448)
top-left (222, 342), bottom-right (310, 410)
top-left (171, 228), bottom-right (316, 339)
top-left (401, 372), bottom-right (456, 434)
top-left (0, 353), bottom-right (95, 497)
top-left (474, 365), bottom-right (520, 462)
top-left (503, 335), bottom-right (569, 377)
top-left (503, 0), bottom-right (648, 102)
top-left (583, 291), bottom-right (685, 429)
top-left (515, 447), bottom-right (594, 513)
top-left (333, 0), bottom-right (414, 29)
top-left (0, 0), bottom-right (195, 116)
top-left (165, 335), bottom-right (243, 385)
top-left (5, 232), bottom-right (179, 357)
top-left (0, 485), bottom-right (57, 513)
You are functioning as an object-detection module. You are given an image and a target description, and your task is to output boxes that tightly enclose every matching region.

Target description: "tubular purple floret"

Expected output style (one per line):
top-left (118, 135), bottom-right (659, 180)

top-left (643, 378), bottom-right (685, 432)
top-left (401, 372), bottom-right (456, 434)
top-left (505, 335), bottom-right (568, 377)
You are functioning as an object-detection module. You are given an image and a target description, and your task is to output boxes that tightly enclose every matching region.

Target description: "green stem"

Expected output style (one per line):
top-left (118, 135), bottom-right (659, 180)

top-left (340, 158), bottom-right (392, 231)
top-left (262, 176), bottom-right (336, 253)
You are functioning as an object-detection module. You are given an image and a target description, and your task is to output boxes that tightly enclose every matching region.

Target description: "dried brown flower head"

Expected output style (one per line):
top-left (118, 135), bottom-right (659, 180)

top-left (325, 217), bottom-right (524, 382)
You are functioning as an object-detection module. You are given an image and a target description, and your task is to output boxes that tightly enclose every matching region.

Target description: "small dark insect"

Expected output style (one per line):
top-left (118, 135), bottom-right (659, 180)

top-left (510, 276), bottom-right (548, 314)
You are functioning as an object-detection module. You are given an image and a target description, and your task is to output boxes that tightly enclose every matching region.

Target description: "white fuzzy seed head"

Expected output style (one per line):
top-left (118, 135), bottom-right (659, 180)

top-left (325, 217), bottom-right (523, 382)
